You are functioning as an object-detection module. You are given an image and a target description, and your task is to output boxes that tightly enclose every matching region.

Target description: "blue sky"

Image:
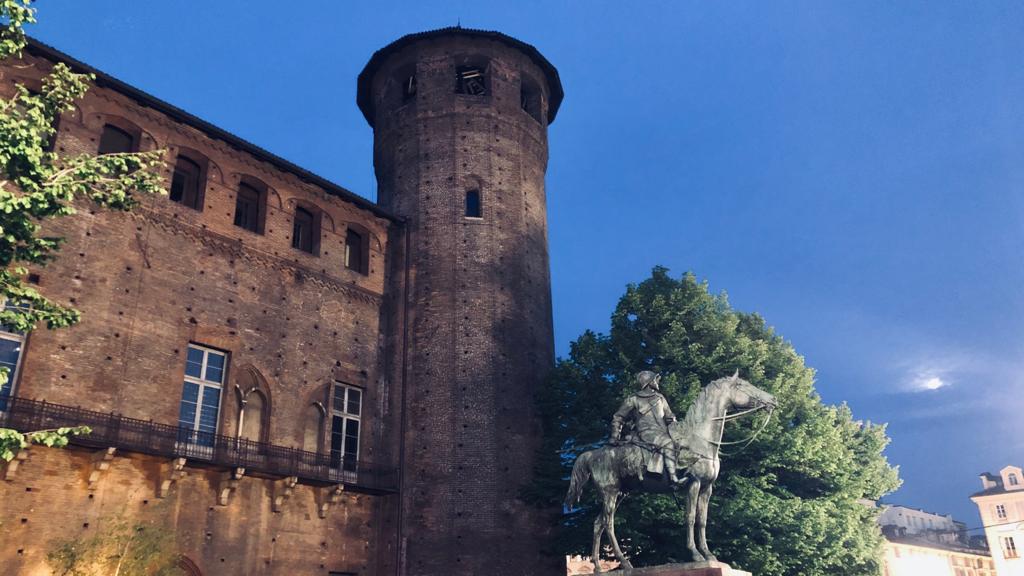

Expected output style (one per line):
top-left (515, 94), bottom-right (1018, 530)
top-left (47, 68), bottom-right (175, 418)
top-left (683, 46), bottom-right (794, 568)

top-left (29, 1), bottom-right (1023, 527)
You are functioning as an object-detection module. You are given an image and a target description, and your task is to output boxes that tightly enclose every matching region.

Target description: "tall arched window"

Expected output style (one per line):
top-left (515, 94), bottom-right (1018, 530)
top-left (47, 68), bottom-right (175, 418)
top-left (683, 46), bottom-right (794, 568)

top-left (239, 392), bottom-right (265, 442)
top-left (465, 189), bottom-right (482, 218)
top-left (292, 206), bottom-right (317, 254)
top-left (170, 155), bottom-right (204, 210)
top-left (234, 179), bottom-right (266, 234)
top-left (345, 228), bottom-right (366, 274)
top-left (302, 403), bottom-right (324, 453)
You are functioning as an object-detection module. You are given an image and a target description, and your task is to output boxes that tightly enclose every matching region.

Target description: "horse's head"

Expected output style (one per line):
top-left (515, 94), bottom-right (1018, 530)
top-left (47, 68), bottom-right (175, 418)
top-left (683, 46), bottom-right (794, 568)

top-left (721, 371), bottom-right (776, 412)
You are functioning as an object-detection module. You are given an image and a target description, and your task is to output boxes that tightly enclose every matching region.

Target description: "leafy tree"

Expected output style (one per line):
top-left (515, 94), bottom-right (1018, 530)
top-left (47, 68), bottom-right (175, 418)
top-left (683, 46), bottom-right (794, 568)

top-left (0, 0), bottom-right (164, 461)
top-left (532, 267), bottom-right (900, 576)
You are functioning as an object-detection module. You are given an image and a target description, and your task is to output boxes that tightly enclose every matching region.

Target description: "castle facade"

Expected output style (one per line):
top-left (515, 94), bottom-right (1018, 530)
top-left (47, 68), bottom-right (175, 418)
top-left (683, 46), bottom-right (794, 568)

top-left (0, 27), bottom-right (561, 576)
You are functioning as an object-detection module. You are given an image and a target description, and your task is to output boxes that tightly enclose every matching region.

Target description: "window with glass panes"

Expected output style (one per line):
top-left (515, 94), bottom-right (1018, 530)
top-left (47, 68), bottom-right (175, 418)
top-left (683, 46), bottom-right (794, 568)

top-left (996, 504), bottom-right (1007, 519)
top-left (0, 300), bottom-right (27, 411)
top-left (177, 345), bottom-right (227, 449)
top-left (330, 383), bottom-right (361, 473)
top-left (1003, 536), bottom-right (1019, 559)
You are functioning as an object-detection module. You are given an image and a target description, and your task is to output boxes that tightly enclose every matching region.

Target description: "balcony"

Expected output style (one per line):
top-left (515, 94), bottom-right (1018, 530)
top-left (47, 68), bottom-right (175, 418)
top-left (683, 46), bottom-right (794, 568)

top-left (0, 396), bottom-right (397, 495)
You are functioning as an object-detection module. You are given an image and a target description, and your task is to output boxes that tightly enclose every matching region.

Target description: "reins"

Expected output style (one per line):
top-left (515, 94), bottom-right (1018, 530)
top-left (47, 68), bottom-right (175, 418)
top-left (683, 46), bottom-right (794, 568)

top-left (712, 407), bottom-right (773, 456)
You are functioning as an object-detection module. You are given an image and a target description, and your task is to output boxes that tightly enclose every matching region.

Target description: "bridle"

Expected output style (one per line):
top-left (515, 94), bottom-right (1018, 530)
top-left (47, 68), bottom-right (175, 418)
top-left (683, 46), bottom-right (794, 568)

top-left (668, 380), bottom-right (776, 460)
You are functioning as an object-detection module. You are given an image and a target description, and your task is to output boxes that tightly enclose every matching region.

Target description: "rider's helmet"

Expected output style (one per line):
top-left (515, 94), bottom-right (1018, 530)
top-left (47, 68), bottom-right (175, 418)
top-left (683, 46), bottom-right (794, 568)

top-left (636, 370), bottom-right (661, 391)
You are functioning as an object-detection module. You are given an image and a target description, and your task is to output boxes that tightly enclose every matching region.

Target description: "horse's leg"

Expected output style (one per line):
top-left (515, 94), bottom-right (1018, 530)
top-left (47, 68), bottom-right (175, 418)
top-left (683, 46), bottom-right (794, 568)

top-left (686, 478), bottom-right (706, 562)
top-left (696, 482), bottom-right (717, 562)
top-left (605, 492), bottom-right (633, 571)
top-left (591, 510), bottom-right (606, 574)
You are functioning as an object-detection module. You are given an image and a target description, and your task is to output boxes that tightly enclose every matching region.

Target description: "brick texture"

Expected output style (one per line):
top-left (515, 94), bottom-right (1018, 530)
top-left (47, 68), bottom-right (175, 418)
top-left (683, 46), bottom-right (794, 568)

top-left (367, 35), bottom-right (559, 576)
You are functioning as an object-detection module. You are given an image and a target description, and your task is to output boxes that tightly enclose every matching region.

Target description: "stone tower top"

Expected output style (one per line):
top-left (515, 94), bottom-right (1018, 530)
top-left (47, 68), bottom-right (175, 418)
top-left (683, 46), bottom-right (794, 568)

top-left (356, 26), bottom-right (564, 127)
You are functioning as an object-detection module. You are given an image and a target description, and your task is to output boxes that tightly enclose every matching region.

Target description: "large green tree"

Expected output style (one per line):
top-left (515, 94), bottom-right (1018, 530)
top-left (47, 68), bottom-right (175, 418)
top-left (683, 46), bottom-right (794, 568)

top-left (532, 268), bottom-right (900, 576)
top-left (0, 0), bottom-right (163, 461)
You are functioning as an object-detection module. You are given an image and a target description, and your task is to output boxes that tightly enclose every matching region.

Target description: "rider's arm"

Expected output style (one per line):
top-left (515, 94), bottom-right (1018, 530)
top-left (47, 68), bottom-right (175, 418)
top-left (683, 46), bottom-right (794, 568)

top-left (610, 398), bottom-right (634, 441)
top-left (662, 397), bottom-right (677, 423)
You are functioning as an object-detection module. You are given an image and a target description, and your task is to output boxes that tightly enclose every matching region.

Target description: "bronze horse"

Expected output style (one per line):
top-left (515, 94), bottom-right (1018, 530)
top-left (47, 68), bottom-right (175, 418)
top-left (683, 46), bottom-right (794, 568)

top-left (564, 373), bottom-right (776, 572)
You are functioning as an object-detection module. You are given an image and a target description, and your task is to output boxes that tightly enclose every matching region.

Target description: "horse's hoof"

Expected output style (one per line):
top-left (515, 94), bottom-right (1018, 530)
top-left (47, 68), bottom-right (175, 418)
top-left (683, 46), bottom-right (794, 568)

top-left (705, 554), bottom-right (717, 562)
top-left (622, 560), bottom-right (634, 570)
top-left (691, 552), bottom-right (706, 562)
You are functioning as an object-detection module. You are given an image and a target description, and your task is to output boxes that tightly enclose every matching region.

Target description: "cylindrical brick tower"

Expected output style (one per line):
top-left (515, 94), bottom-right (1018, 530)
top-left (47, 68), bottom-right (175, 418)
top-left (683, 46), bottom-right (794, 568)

top-left (358, 28), bottom-right (563, 576)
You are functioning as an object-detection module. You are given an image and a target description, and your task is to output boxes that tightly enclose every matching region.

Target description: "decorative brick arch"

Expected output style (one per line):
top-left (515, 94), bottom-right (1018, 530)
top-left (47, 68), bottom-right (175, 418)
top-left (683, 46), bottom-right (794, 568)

top-left (178, 555), bottom-right (203, 576)
top-left (233, 364), bottom-right (273, 443)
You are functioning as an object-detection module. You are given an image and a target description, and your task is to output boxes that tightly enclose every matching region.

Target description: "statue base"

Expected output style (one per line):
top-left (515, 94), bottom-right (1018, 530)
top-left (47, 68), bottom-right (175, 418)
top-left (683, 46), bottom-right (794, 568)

top-left (606, 561), bottom-right (751, 576)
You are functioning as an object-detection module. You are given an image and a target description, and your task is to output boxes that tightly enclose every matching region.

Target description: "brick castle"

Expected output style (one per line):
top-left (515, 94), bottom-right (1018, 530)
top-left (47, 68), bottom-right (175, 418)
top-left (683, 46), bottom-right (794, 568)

top-left (0, 28), bottom-right (563, 576)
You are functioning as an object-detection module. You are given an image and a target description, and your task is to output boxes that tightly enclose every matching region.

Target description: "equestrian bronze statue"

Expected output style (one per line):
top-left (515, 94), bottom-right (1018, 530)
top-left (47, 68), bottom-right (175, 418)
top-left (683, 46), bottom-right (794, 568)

top-left (564, 371), bottom-right (776, 573)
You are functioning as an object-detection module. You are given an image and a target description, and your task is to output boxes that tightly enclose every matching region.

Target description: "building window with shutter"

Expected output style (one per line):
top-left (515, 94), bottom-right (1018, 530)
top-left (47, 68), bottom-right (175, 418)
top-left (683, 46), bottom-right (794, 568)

top-left (329, 383), bottom-right (361, 476)
top-left (177, 344), bottom-right (227, 458)
top-left (169, 155), bottom-right (204, 210)
top-left (1002, 536), bottom-right (1019, 559)
top-left (97, 124), bottom-right (137, 154)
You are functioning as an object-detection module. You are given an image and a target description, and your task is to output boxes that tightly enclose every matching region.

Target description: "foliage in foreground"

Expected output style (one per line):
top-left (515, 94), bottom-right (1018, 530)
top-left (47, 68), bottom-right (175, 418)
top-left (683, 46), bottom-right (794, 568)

top-left (0, 0), bottom-right (164, 461)
top-left (531, 267), bottom-right (901, 576)
top-left (48, 513), bottom-right (180, 576)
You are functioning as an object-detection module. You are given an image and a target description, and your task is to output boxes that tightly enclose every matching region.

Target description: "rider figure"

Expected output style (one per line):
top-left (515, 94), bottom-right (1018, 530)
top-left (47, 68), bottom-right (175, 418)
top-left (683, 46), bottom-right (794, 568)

top-left (610, 370), bottom-right (680, 484)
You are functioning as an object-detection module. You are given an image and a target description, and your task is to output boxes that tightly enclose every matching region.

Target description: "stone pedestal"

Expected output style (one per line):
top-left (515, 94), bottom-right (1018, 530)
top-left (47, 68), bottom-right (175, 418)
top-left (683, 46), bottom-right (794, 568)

top-left (605, 560), bottom-right (752, 576)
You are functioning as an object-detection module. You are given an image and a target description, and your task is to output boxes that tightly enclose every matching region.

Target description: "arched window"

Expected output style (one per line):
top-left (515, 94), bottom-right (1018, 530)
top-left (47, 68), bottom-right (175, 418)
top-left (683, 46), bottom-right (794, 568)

top-left (465, 189), bottom-right (482, 218)
top-left (302, 403), bottom-right (324, 453)
top-left (239, 392), bottom-right (265, 442)
top-left (98, 124), bottom-right (136, 154)
top-left (170, 155), bottom-right (204, 210)
top-left (1010, 473), bottom-right (1019, 486)
top-left (345, 228), bottom-right (366, 274)
top-left (292, 206), bottom-right (317, 254)
top-left (233, 179), bottom-right (266, 234)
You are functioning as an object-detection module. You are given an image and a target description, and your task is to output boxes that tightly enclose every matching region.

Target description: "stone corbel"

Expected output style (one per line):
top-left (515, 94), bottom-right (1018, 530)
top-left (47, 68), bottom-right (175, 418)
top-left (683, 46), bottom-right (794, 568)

top-left (271, 476), bottom-right (298, 512)
top-left (157, 457), bottom-right (187, 498)
top-left (217, 467), bottom-right (245, 506)
top-left (87, 447), bottom-right (116, 490)
top-left (316, 484), bottom-right (345, 519)
top-left (2, 447), bottom-right (29, 481)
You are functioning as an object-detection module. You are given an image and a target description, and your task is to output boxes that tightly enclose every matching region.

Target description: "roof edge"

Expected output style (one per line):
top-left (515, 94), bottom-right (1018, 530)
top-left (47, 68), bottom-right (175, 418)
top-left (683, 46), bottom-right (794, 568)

top-left (357, 27), bottom-right (564, 128)
top-left (23, 37), bottom-right (401, 224)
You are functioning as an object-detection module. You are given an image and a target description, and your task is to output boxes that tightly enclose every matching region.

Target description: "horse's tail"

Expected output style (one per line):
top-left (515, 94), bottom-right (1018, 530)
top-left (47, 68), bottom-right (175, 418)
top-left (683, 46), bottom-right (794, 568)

top-left (564, 450), bottom-right (595, 508)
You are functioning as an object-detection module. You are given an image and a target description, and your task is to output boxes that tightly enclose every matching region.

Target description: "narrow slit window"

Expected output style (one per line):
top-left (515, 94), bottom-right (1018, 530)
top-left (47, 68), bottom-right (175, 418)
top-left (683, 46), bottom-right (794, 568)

top-left (465, 189), bottom-right (482, 218)
top-left (292, 206), bottom-right (315, 253)
top-left (456, 66), bottom-right (487, 96)
top-left (345, 229), bottom-right (365, 274)
top-left (170, 156), bottom-right (203, 210)
top-left (233, 182), bottom-right (263, 233)
top-left (402, 74), bottom-right (417, 102)
top-left (98, 124), bottom-right (136, 154)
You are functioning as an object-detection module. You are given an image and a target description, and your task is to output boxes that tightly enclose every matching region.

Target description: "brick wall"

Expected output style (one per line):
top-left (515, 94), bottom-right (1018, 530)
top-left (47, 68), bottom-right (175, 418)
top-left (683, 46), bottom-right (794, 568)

top-left (0, 49), bottom-right (400, 576)
top-left (366, 33), bottom-right (560, 576)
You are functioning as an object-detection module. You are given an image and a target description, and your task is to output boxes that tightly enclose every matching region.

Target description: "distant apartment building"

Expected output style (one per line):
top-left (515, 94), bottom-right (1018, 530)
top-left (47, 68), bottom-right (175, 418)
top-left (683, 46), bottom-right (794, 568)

top-left (878, 504), bottom-right (995, 576)
top-left (972, 465), bottom-right (1024, 576)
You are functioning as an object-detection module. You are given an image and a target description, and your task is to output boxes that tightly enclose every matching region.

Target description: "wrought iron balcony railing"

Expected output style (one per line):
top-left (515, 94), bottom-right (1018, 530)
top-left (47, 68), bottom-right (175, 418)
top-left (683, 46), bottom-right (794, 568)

top-left (0, 396), bottom-right (397, 495)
